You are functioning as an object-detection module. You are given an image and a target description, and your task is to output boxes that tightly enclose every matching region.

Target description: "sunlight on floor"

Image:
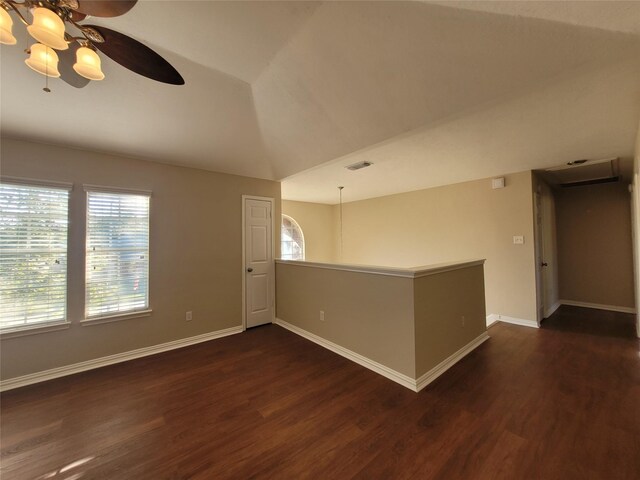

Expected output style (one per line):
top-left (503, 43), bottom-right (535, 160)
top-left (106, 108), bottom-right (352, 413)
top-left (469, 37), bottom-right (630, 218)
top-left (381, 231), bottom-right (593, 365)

top-left (35, 456), bottom-right (94, 480)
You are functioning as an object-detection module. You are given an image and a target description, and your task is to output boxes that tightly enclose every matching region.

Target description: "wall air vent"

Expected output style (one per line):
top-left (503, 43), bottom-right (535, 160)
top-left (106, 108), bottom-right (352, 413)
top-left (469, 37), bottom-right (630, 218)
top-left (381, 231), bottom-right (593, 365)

top-left (566, 159), bottom-right (588, 166)
top-left (345, 161), bottom-right (373, 171)
top-left (560, 176), bottom-right (619, 188)
top-left (544, 157), bottom-right (619, 188)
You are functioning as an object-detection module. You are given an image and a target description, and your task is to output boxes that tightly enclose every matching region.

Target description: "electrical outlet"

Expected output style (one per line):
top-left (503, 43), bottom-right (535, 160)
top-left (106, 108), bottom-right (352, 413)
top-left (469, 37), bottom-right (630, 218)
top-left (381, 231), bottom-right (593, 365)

top-left (320, 310), bottom-right (325, 321)
top-left (186, 311), bottom-right (192, 321)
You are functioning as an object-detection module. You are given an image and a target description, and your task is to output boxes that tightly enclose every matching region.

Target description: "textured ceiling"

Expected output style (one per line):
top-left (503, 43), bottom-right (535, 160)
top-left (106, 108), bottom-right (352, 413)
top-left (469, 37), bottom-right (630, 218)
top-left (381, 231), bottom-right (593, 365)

top-left (426, 1), bottom-right (640, 35)
top-left (104, 1), bottom-right (322, 83)
top-left (1, 1), bottom-right (640, 204)
top-left (283, 56), bottom-right (640, 203)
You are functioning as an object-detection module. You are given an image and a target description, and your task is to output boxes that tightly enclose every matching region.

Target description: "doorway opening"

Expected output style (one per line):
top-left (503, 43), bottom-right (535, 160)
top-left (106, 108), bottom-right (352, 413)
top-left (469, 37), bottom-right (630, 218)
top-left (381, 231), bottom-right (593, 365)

top-left (533, 159), bottom-right (637, 334)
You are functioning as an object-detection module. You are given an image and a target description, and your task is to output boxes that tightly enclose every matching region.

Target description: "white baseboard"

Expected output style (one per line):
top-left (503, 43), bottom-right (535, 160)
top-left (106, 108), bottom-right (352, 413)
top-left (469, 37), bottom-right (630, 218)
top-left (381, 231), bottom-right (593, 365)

top-left (544, 301), bottom-right (562, 319)
top-left (486, 315), bottom-right (500, 328)
top-left (486, 313), bottom-right (539, 329)
top-left (559, 300), bottom-right (636, 314)
top-left (274, 318), bottom-right (489, 393)
top-left (274, 318), bottom-right (417, 390)
top-left (0, 326), bottom-right (243, 392)
top-left (415, 332), bottom-right (489, 392)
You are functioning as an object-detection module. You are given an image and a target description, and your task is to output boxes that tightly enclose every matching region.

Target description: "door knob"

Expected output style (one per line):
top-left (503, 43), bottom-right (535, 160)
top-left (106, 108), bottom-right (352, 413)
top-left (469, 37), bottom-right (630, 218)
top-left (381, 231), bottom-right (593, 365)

top-left (247, 267), bottom-right (253, 272)
top-left (541, 262), bottom-right (548, 267)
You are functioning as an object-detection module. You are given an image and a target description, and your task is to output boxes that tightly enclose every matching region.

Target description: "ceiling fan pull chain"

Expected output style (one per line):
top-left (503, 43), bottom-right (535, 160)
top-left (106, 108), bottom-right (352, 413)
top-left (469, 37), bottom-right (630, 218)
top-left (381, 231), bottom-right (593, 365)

top-left (44, 49), bottom-right (51, 92)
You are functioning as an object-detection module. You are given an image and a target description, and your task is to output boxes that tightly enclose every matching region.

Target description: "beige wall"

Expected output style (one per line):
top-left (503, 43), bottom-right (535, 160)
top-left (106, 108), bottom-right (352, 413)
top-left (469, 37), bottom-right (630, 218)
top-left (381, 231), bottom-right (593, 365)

top-left (414, 265), bottom-right (486, 378)
top-left (0, 138), bottom-right (281, 380)
top-left (556, 182), bottom-right (635, 309)
top-left (275, 262), bottom-right (416, 377)
top-left (276, 261), bottom-right (487, 383)
top-left (281, 200), bottom-right (336, 262)
top-left (332, 172), bottom-right (537, 322)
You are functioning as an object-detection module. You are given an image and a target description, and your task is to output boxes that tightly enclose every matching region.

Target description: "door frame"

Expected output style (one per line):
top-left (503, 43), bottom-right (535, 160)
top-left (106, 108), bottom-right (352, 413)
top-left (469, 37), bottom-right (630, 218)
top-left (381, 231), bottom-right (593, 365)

top-left (631, 177), bottom-right (640, 337)
top-left (241, 195), bottom-right (276, 331)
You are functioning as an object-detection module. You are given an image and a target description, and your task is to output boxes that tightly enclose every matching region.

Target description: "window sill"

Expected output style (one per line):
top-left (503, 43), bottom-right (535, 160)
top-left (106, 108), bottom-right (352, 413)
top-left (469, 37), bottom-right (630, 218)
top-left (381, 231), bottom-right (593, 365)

top-left (0, 321), bottom-right (71, 339)
top-left (81, 309), bottom-right (153, 326)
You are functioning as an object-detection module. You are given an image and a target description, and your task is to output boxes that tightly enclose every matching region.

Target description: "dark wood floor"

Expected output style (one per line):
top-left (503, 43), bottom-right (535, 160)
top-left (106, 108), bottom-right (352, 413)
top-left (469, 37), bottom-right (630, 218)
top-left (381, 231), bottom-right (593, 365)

top-left (541, 304), bottom-right (637, 339)
top-left (1, 306), bottom-right (639, 479)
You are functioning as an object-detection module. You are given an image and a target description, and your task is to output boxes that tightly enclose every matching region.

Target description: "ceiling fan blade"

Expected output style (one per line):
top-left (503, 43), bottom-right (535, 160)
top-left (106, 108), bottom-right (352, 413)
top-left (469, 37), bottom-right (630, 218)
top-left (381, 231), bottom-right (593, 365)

top-left (58, 43), bottom-right (91, 88)
top-left (69, 10), bottom-right (87, 22)
top-left (85, 25), bottom-right (185, 85)
top-left (75, 1), bottom-right (138, 18)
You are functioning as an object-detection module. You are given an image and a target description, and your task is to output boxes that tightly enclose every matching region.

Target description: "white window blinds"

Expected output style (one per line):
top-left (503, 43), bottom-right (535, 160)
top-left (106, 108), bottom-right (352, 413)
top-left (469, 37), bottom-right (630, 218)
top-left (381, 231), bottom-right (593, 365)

top-left (0, 182), bottom-right (69, 330)
top-left (86, 190), bottom-right (150, 318)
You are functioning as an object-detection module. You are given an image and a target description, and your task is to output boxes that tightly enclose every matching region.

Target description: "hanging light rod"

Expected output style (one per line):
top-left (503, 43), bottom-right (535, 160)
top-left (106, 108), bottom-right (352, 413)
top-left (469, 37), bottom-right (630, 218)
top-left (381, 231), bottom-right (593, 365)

top-left (0, 0), bottom-right (184, 90)
top-left (338, 186), bottom-right (344, 261)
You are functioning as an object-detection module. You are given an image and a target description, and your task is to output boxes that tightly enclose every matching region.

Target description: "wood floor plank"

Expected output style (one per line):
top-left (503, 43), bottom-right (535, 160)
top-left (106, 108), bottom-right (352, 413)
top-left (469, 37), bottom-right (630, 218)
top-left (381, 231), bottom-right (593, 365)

top-left (1, 306), bottom-right (639, 479)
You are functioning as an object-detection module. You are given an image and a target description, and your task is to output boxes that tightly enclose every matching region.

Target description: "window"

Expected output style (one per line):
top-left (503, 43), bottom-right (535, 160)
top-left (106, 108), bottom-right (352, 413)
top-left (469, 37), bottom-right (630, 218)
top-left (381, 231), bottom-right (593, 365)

top-left (0, 182), bottom-right (70, 331)
top-left (85, 189), bottom-right (150, 319)
top-left (281, 215), bottom-right (305, 260)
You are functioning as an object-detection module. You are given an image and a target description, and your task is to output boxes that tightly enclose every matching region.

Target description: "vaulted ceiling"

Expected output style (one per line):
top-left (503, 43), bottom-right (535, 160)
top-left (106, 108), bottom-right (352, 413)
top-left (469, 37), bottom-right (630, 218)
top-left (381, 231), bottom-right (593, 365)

top-left (2, 1), bottom-right (640, 203)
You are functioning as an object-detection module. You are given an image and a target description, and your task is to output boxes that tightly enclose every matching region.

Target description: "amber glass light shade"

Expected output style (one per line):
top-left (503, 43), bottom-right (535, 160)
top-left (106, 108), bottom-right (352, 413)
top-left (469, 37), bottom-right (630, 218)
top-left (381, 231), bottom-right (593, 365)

top-left (25, 43), bottom-right (61, 77)
top-left (27, 8), bottom-right (68, 50)
top-left (0, 8), bottom-right (17, 45)
top-left (73, 46), bottom-right (105, 80)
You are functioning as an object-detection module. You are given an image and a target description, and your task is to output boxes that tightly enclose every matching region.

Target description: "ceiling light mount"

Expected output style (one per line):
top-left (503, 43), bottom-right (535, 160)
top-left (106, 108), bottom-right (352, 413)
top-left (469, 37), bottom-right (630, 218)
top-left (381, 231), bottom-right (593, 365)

top-left (79, 26), bottom-right (104, 43)
top-left (345, 161), bottom-right (373, 171)
top-left (58, 0), bottom-right (79, 10)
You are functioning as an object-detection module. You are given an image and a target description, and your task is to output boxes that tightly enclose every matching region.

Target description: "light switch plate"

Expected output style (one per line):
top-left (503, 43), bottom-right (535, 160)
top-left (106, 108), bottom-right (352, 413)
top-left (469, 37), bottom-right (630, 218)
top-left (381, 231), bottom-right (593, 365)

top-left (513, 235), bottom-right (524, 245)
top-left (492, 177), bottom-right (505, 189)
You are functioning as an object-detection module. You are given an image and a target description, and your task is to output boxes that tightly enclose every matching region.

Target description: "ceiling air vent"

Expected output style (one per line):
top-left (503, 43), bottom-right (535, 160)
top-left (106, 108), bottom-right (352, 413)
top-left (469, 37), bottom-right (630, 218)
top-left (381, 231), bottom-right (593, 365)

top-left (345, 161), bottom-right (373, 171)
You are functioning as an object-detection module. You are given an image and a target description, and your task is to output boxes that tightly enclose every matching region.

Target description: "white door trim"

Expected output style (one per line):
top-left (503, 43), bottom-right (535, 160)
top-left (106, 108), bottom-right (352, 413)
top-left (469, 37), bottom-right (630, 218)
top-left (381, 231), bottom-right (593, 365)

top-left (242, 195), bottom-right (275, 331)
top-left (630, 177), bottom-right (640, 337)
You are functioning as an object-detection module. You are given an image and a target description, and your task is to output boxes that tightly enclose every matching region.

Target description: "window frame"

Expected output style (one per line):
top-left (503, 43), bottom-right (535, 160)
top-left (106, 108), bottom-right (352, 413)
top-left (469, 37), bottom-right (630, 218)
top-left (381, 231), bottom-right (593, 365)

top-left (82, 184), bottom-right (152, 324)
top-left (281, 214), bottom-right (305, 261)
top-left (0, 177), bottom-right (73, 337)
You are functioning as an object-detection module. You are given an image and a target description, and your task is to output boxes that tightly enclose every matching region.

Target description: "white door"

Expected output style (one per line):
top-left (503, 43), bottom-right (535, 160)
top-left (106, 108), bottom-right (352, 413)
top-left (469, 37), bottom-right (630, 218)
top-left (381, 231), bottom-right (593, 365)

top-left (535, 192), bottom-right (546, 323)
top-left (244, 198), bottom-right (274, 328)
top-left (535, 188), bottom-right (557, 322)
top-left (540, 191), bottom-right (556, 317)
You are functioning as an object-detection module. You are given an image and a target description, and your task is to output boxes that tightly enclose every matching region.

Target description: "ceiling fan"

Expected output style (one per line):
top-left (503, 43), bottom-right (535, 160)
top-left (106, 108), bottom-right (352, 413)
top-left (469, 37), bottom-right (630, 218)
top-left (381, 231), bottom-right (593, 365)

top-left (0, 0), bottom-right (184, 89)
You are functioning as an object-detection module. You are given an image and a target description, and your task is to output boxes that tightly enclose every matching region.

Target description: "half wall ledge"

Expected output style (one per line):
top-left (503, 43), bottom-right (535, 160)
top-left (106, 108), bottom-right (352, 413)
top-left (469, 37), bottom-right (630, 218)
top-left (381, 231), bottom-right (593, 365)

top-left (275, 259), bottom-right (488, 391)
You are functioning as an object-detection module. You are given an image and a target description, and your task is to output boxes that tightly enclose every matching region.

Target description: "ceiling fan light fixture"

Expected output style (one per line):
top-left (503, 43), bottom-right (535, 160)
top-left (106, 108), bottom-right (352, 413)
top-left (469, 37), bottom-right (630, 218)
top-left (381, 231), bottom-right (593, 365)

top-left (27, 7), bottom-right (68, 51)
top-left (25, 43), bottom-right (61, 78)
top-left (4, 0), bottom-right (183, 88)
top-left (0, 8), bottom-right (17, 45)
top-left (73, 46), bottom-right (105, 80)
